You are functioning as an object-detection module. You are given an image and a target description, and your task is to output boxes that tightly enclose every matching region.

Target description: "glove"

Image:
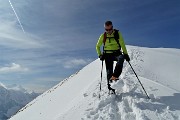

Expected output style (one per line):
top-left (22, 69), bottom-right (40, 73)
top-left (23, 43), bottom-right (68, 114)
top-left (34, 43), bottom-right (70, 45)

top-left (124, 54), bottom-right (130, 61)
top-left (99, 54), bottom-right (105, 61)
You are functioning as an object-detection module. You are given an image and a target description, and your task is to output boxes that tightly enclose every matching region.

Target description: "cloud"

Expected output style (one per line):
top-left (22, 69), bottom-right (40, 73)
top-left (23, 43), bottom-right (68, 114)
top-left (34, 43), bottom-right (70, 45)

top-left (63, 58), bottom-right (92, 69)
top-left (0, 0), bottom-right (98, 50)
top-left (24, 83), bottom-right (54, 93)
top-left (0, 63), bottom-right (29, 73)
top-left (0, 20), bottom-right (46, 49)
top-left (0, 0), bottom-right (46, 49)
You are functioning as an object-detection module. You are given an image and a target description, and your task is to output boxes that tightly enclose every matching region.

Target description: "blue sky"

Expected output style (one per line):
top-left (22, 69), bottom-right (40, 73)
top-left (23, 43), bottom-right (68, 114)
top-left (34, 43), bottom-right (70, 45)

top-left (0, 0), bottom-right (179, 92)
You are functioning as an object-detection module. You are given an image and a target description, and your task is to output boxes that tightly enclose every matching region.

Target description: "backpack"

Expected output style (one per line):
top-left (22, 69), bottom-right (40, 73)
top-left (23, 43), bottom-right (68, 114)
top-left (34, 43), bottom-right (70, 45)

top-left (103, 29), bottom-right (121, 49)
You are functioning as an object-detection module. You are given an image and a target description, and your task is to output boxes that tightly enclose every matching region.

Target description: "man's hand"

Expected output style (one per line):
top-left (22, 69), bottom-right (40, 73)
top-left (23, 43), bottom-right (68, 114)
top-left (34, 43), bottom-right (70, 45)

top-left (99, 54), bottom-right (105, 61)
top-left (124, 54), bottom-right (130, 62)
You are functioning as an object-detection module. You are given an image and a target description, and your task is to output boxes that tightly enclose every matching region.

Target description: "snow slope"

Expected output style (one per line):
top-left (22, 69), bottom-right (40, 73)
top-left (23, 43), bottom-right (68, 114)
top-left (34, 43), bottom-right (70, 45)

top-left (9, 46), bottom-right (180, 120)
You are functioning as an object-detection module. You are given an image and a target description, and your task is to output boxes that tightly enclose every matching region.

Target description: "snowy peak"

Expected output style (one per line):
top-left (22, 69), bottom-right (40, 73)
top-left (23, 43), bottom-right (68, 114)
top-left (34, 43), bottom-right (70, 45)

top-left (7, 84), bottom-right (27, 93)
top-left (9, 46), bottom-right (180, 120)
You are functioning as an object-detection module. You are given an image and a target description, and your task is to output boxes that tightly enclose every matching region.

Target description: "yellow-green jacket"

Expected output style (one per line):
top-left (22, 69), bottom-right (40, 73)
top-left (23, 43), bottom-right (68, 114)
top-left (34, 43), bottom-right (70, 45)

top-left (96, 30), bottom-right (128, 56)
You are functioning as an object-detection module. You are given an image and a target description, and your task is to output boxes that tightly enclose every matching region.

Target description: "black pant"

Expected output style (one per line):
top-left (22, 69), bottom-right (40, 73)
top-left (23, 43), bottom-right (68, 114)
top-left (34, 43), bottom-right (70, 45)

top-left (104, 53), bottom-right (125, 81)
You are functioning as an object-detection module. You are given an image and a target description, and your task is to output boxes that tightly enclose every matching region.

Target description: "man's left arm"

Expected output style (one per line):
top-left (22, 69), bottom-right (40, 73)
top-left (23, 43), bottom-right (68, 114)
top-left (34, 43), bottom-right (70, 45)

top-left (118, 32), bottom-right (128, 55)
top-left (118, 32), bottom-right (130, 61)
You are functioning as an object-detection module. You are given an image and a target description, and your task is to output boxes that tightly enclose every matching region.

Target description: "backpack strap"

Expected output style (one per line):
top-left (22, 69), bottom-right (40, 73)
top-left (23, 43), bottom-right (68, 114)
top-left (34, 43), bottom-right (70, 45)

top-left (114, 29), bottom-right (119, 40)
top-left (114, 29), bottom-right (121, 50)
top-left (103, 32), bottom-right (107, 45)
top-left (102, 32), bottom-right (107, 53)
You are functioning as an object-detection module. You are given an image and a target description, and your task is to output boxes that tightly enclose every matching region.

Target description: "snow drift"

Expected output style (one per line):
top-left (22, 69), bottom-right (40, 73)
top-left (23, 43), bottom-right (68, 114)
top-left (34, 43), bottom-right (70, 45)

top-left (9, 46), bottom-right (180, 120)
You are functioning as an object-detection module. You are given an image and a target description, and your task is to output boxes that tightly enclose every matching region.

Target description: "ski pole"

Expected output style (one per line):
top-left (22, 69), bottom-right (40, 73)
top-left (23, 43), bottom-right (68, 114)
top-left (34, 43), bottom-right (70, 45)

top-left (99, 60), bottom-right (104, 98)
top-left (128, 61), bottom-right (150, 99)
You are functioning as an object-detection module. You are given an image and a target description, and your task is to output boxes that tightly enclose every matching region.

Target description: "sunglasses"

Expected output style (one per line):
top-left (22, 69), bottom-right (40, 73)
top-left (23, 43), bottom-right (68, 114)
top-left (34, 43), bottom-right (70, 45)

top-left (105, 28), bottom-right (113, 31)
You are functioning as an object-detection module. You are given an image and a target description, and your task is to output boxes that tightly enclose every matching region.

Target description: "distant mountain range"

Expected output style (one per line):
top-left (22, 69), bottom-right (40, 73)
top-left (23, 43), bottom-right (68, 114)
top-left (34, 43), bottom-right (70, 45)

top-left (0, 83), bottom-right (40, 120)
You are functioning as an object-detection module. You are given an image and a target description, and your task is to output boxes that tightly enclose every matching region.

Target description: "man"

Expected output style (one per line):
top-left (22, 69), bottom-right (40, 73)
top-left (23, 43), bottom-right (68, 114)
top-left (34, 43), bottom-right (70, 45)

top-left (96, 21), bottom-right (130, 93)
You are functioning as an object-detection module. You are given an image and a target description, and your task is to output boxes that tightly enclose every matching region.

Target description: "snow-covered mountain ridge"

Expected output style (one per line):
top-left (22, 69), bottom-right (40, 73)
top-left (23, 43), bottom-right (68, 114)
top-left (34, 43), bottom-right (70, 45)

top-left (9, 46), bottom-right (180, 120)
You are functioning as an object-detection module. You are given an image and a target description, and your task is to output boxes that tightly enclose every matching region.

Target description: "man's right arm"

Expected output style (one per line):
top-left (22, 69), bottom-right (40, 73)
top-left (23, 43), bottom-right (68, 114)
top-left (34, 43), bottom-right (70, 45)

top-left (96, 34), bottom-right (104, 56)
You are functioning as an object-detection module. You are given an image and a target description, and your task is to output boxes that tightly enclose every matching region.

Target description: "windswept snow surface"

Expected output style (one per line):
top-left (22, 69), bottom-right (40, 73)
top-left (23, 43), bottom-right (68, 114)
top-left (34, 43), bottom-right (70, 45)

top-left (9, 46), bottom-right (180, 120)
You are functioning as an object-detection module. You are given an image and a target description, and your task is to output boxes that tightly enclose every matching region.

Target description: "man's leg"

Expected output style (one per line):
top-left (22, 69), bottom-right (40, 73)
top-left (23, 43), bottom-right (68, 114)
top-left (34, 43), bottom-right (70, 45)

top-left (105, 55), bottom-right (114, 82)
top-left (112, 54), bottom-right (125, 78)
top-left (105, 54), bottom-right (116, 94)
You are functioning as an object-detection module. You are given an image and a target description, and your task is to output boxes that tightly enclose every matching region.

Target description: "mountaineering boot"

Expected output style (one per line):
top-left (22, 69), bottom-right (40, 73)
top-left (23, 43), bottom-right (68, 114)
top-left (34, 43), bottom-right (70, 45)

top-left (110, 76), bottom-right (119, 81)
top-left (108, 84), bottom-right (116, 95)
top-left (110, 79), bottom-right (124, 90)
